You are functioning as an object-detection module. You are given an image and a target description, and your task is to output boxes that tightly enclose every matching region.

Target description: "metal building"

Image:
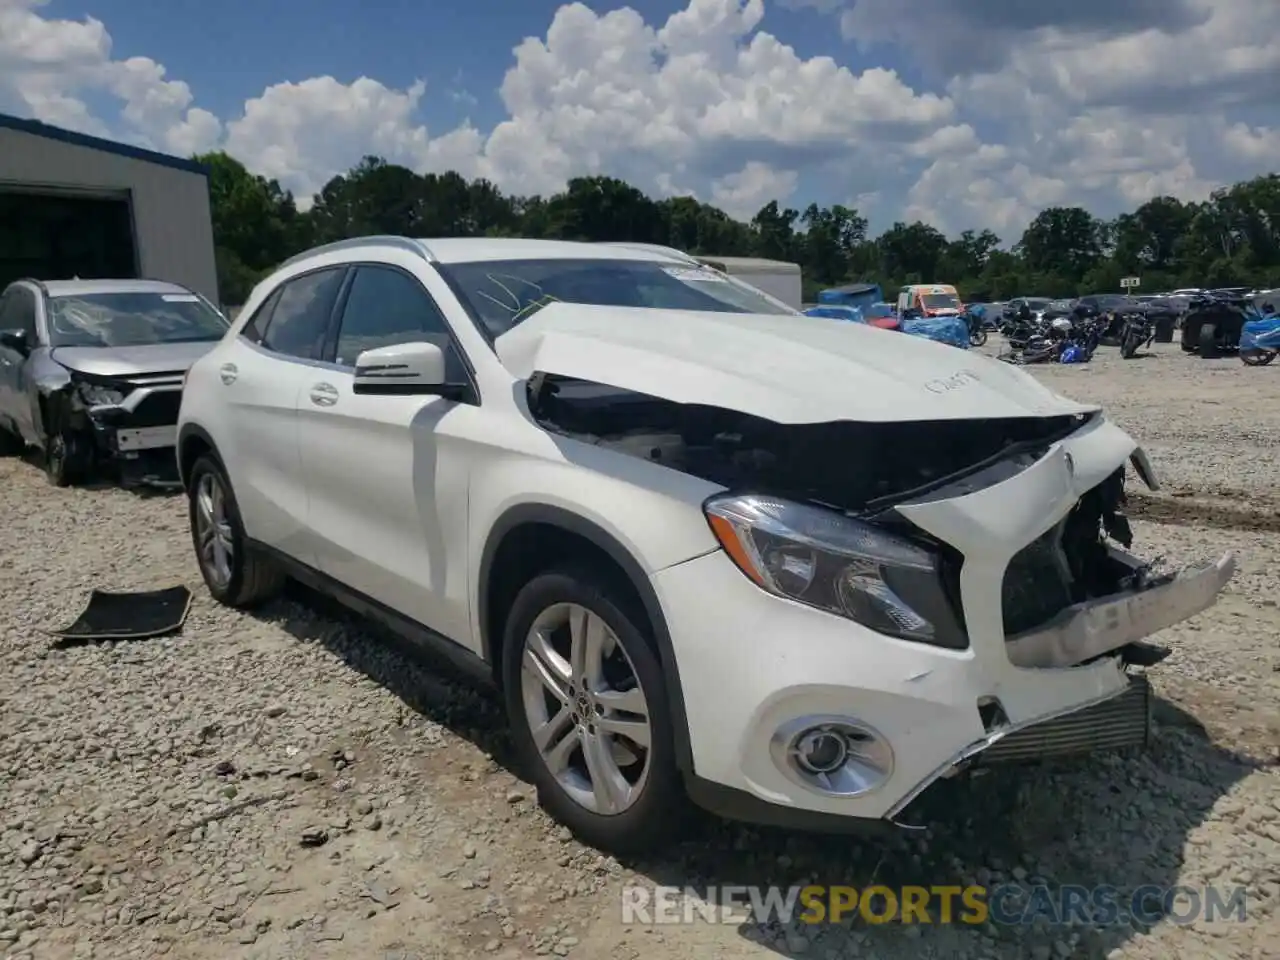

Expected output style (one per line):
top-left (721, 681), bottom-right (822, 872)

top-left (0, 113), bottom-right (219, 304)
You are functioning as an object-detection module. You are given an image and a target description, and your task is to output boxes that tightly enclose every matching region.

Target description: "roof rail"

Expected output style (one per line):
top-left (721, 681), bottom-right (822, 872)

top-left (596, 241), bottom-right (699, 265)
top-left (14, 277), bottom-right (49, 294)
top-left (280, 235), bottom-right (428, 269)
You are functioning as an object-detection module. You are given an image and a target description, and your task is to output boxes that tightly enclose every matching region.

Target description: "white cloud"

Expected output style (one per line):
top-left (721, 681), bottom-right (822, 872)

top-left (710, 161), bottom-right (799, 219)
top-left (221, 77), bottom-right (487, 206)
top-left (1, 0), bottom-right (1277, 238)
top-left (0, 0), bottom-right (221, 153)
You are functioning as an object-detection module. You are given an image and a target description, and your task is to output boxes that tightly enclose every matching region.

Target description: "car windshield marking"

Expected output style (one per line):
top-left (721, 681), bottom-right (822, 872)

top-left (440, 257), bottom-right (795, 336)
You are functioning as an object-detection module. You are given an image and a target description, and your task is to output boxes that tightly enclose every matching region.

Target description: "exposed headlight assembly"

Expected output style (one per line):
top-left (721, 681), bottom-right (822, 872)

top-left (74, 380), bottom-right (127, 407)
top-left (704, 493), bottom-right (967, 649)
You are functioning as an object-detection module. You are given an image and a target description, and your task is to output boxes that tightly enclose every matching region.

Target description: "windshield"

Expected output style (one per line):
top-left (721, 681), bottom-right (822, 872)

top-left (47, 291), bottom-right (229, 348)
top-left (920, 293), bottom-right (960, 310)
top-left (437, 258), bottom-right (797, 337)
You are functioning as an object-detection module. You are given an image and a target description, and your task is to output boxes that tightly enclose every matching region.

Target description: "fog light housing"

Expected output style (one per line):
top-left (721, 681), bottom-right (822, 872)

top-left (770, 716), bottom-right (894, 797)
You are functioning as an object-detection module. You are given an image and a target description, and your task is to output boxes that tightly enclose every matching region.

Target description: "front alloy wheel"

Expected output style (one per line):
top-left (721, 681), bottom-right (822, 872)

top-left (520, 602), bottom-right (652, 815)
top-left (502, 567), bottom-right (683, 853)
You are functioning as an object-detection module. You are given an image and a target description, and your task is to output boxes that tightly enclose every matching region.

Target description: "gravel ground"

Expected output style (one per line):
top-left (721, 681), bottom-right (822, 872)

top-left (1, 339), bottom-right (1277, 960)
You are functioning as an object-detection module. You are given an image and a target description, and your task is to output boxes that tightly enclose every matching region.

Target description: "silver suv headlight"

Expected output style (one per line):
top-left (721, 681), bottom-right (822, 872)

top-left (704, 493), bottom-right (967, 649)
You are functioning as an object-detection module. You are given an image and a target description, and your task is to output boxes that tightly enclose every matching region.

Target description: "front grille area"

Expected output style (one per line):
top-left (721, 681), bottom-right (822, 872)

top-left (976, 675), bottom-right (1151, 764)
top-left (999, 468), bottom-right (1131, 638)
top-left (128, 390), bottom-right (183, 428)
top-left (1001, 525), bottom-right (1074, 635)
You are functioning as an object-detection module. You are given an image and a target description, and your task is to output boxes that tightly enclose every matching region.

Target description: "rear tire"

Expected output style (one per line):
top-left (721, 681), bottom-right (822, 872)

top-left (1199, 323), bottom-right (1219, 358)
top-left (187, 454), bottom-right (285, 608)
top-left (501, 565), bottom-right (685, 855)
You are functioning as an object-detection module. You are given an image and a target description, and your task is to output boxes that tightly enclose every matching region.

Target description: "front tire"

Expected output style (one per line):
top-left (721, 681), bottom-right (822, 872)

top-left (0, 425), bottom-right (22, 457)
top-left (187, 455), bottom-right (284, 608)
top-left (501, 566), bottom-right (685, 854)
top-left (45, 430), bottom-right (90, 487)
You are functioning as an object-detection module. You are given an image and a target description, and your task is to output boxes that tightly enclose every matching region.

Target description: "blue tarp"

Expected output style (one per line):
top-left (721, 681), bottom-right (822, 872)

top-left (901, 315), bottom-right (969, 349)
top-left (805, 305), bottom-right (865, 323)
top-left (817, 283), bottom-right (883, 315)
top-left (1240, 312), bottom-right (1280, 352)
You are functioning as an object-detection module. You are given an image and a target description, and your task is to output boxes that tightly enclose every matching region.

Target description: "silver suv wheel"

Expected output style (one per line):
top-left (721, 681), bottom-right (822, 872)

top-left (519, 602), bottom-right (652, 815)
top-left (194, 471), bottom-right (234, 589)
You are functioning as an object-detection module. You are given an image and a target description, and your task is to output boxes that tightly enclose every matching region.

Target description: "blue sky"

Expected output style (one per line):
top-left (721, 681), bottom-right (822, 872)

top-left (4, 0), bottom-right (1278, 236)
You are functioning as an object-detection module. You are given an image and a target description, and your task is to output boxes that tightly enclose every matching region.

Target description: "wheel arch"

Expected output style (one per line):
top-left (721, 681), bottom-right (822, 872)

top-left (478, 502), bottom-right (695, 774)
top-left (177, 422), bottom-right (220, 491)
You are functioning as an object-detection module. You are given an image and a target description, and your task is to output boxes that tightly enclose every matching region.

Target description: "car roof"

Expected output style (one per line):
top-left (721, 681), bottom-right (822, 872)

top-left (421, 237), bottom-right (691, 264)
top-left (41, 278), bottom-right (194, 297)
top-left (278, 235), bottom-right (701, 272)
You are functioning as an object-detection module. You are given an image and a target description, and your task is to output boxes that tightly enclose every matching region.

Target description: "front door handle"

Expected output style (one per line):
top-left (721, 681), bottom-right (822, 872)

top-left (309, 382), bottom-right (339, 407)
top-left (218, 363), bottom-right (238, 385)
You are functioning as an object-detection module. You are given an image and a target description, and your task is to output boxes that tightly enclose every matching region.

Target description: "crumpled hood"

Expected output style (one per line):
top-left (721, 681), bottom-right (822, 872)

top-left (494, 303), bottom-right (1098, 424)
top-left (52, 340), bottom-right (218, 378)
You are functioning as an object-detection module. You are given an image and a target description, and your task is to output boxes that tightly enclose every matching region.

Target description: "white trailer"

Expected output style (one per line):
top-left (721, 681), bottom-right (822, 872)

top-left (595, 243), bottom-right (804, 311)
top-left (695, 255), bottom-right (803, 310)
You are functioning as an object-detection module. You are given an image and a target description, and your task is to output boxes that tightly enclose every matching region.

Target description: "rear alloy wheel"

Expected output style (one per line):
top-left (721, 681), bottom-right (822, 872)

top-left (502, 568), bottom-right (683, 854)
top-left (188, 455), bottom-right (284, 608)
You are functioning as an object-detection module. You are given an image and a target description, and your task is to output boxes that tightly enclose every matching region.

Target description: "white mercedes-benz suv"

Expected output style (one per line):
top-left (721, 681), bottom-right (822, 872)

top-left (176, 235), bottom-right (1234, 853)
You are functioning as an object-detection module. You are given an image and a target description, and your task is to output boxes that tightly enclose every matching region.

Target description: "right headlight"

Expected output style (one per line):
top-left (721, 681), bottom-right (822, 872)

top-left (704, 493), bottom-right (968, 649)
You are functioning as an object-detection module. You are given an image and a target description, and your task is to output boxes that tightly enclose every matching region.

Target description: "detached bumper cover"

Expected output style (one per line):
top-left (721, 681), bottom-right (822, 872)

top-left (1005, 552), bottom-right (1236, 668)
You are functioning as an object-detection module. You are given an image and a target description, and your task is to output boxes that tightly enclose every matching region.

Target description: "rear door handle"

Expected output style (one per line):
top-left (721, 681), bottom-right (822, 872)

top-left (219, 363), bottom-right (237, 385)
top-left (309, 382), bottom-right (339, 407)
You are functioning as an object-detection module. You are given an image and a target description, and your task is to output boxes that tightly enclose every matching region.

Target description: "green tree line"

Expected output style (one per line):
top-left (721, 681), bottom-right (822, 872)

top-left (199, 151), bottom-right (1280, 306)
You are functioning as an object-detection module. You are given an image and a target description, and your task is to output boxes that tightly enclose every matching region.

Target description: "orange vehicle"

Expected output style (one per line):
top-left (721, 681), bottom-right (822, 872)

top-left (896, 283), bottom-right (963, 317)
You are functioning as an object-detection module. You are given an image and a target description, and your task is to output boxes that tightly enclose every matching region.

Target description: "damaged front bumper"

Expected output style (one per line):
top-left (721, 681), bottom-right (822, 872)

top-left (655, 413), bottom-right (1235, 830)
top-left (1004, 552), bottom-right (1235, 670)
top-left (63, 374), bottom-right (185, 485)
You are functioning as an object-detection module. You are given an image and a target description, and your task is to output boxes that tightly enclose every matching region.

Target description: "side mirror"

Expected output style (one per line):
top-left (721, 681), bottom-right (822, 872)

top-left (0, 329), bottom-right (28, 353)
top-left (352, 341), bottom-right (468, 400)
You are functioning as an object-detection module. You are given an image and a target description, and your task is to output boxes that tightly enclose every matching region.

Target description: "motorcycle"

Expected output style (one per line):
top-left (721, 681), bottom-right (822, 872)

top-left (1118, 309), bottom-right (1156, 358)
top-left (965, 305), bottom-right (988, 346)
top-left (998, 314), bottom-right (1099, 365)
top-left (1240, 301), bottom-right (1280, 366)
